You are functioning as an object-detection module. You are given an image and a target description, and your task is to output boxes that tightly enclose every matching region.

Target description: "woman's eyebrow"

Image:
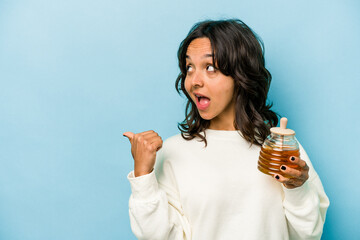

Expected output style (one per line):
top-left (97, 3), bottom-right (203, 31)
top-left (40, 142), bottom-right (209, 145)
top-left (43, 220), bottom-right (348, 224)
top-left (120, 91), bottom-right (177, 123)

top-left (186, 54), bottom-right (213, 60)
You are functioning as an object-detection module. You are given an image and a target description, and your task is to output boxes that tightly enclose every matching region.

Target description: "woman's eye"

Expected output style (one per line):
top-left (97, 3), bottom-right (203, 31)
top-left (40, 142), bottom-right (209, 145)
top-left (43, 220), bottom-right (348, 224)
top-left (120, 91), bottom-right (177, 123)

top-left (207, 65), bottom-right (215, 72)
top-left (186, 65), bottom-right (193, 72)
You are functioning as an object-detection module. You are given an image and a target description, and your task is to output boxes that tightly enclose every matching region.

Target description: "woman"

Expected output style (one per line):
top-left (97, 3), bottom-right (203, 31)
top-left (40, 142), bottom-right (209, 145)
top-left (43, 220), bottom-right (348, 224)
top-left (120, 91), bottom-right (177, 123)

top-left (123, 19), bottom-right (329, 240)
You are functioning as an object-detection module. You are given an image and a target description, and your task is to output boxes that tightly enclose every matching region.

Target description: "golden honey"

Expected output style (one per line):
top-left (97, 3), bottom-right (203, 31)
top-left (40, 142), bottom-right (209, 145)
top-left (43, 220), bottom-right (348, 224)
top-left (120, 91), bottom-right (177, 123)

top-left (258, 146), bottom-right (300, 178)
top-left (257, 117), bottom-right (300, 178)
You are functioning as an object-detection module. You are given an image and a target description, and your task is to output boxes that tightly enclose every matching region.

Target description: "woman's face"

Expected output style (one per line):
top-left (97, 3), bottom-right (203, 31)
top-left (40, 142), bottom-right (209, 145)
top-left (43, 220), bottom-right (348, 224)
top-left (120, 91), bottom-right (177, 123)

top-left (184, 37), bottom-right (236, 130)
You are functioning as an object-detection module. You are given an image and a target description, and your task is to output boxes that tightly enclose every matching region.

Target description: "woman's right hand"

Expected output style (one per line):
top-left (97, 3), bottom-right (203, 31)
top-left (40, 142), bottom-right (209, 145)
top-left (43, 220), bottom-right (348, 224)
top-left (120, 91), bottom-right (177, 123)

top-left (123, 130), bottom-right (163, 177)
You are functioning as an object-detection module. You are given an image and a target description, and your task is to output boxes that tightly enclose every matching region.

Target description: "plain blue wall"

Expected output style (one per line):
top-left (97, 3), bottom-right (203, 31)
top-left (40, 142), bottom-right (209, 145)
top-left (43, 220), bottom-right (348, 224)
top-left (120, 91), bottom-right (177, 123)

top-left (0, 0), bottom-right (359, 239)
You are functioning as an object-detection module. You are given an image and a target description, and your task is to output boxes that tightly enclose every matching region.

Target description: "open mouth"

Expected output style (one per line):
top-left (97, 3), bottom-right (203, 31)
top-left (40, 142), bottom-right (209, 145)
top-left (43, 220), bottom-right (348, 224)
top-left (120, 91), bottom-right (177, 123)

top-left (194, 93), bottom-right (211, 110)
top-left (194, 93), bottom-right (210, 101)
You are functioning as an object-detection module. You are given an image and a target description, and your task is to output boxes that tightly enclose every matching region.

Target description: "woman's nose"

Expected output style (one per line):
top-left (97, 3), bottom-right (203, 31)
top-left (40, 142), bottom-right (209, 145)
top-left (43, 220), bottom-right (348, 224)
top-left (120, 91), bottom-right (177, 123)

top-left (191, 72), bottom-right (204, 87)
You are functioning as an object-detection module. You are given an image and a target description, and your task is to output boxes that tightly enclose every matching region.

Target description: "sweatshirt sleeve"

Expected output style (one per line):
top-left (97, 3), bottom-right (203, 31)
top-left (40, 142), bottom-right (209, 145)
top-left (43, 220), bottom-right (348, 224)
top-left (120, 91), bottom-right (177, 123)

top-left (127, 147), bottom-right (192, 240)
top-left (282, 142), bottom-right (330, 240)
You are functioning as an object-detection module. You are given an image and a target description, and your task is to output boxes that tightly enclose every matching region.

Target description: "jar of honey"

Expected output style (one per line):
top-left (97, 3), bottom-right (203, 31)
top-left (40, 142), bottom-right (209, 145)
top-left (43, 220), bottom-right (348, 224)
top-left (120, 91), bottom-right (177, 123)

top-left (258, 117), bottom-right (300, 178)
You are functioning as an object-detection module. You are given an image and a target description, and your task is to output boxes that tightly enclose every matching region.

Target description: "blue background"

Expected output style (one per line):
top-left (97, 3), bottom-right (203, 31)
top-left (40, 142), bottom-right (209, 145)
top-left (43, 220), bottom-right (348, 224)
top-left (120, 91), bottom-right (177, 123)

top-left (0, 0), bottom-right (359, 239)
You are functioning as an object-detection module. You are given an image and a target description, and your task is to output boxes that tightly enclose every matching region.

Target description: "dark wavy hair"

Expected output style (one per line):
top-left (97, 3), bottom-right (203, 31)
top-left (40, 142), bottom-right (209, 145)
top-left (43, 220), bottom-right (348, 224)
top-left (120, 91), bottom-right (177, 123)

top-left (175, 19), bottom-right (279, 147)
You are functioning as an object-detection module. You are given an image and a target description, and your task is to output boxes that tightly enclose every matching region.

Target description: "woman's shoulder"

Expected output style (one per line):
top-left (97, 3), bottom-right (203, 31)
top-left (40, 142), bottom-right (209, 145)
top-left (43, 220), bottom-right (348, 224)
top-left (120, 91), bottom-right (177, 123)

top-left (160, 132), bottom-right (199, 154)
top-left (162, 133), bottom-right (189, 149)
top-left (164, 133), bottom-right (183, 144)
top-left (154, 133), bottom-right (190, 168)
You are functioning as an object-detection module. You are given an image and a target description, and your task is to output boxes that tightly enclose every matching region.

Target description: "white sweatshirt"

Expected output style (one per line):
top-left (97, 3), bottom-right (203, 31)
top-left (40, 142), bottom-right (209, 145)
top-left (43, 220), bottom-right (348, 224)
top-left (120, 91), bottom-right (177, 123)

top-left (127, 129), bottom-right (329, 240)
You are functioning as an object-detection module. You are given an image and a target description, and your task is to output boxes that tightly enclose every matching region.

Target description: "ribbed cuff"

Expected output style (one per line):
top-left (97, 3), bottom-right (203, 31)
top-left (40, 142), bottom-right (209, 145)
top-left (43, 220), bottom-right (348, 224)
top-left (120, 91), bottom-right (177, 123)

top-left (127, 169), bottom-right (159, 201)
top-left (282, 181), bottom-right (311, 205)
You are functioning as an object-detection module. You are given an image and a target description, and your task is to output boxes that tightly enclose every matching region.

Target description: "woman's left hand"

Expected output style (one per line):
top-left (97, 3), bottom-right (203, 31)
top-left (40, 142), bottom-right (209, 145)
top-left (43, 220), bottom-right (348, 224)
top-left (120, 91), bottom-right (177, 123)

top-left (274, 156), bottom-right (309, 189)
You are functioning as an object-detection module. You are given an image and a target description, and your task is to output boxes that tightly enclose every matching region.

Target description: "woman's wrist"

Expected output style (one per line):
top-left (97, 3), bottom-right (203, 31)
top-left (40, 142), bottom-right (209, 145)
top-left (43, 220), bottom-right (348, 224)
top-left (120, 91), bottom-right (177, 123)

top-left (134, 167), bottom-right (154, 177)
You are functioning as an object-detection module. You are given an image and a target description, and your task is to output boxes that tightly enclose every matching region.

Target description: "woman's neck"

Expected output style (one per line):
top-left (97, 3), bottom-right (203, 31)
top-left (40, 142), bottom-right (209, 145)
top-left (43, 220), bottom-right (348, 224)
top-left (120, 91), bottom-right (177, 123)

top-left (208, 118), bottom-right (236, 130)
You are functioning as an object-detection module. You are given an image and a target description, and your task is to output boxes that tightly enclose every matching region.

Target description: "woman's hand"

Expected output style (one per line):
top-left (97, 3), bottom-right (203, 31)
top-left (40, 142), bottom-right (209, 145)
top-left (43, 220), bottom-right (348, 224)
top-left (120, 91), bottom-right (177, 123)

top-left (123, 130), bottom-right (163, 177)
top-left (274, 156), bottom-right (309, 189)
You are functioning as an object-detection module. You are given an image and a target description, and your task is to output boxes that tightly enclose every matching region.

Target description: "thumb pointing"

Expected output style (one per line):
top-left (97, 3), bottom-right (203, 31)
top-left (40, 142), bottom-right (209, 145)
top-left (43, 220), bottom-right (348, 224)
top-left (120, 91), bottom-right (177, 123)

top-left (123, 132), bottom-right (135, 142)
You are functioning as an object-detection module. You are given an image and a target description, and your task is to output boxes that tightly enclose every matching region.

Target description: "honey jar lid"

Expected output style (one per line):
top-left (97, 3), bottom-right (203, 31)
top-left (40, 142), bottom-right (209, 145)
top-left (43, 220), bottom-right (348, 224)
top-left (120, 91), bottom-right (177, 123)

top-left (270, 117), bottom-right (295, 136)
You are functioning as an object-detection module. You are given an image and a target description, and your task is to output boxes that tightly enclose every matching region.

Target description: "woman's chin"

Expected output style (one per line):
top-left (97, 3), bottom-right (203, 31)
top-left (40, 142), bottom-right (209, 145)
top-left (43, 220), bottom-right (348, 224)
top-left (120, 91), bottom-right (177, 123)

top-left (198, 112), bottom-right (213, 121)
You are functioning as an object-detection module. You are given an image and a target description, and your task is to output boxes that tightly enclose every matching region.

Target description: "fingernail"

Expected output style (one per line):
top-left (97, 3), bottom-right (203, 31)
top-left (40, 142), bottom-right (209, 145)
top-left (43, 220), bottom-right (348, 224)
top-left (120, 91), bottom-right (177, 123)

top-left (281, 166), bottom-right (286, 171)
top-left (275, 175), bottom-right (280, 180)
top-left (291, 156), bottom-right (295, 161)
